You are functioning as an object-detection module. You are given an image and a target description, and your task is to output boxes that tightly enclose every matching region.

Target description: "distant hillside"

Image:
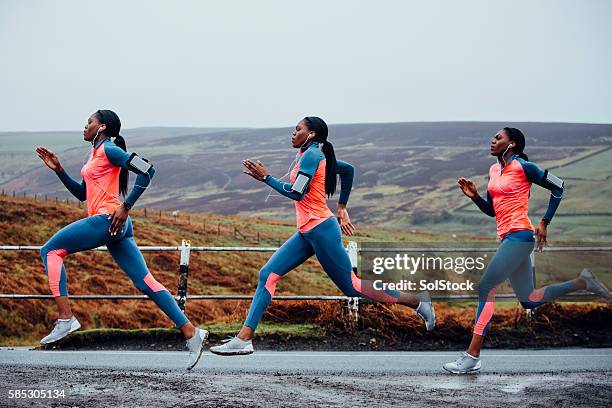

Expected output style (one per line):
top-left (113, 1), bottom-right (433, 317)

top-left (2, 121), bottom-right (611, 239)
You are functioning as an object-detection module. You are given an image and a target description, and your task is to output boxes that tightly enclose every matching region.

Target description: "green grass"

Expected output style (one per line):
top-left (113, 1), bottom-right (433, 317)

top-left (551, 147), bottom-right (612, 180)
top-left (203, 322), bottom-right (326, 338)
top-left (27, 323), bottom-right (326, 348)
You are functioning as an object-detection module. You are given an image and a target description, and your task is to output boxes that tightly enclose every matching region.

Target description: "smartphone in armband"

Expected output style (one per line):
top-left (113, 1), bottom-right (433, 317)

top-left (127, 153), bottom-right (152, 174)
top-left (544, 170), bottom-right (564, 189)
top-left (291, 173), bottom-right (311, 194)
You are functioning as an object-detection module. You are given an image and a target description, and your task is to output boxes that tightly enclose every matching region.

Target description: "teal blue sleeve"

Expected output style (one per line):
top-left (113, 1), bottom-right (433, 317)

top-left (472, 191), bottom-right (496, 217)
top-left (56, 169), bottom-right (86, 201)
top-left (518, 158), bottom-right (563, 223)
top-left (104, 142), bottom-right (155, 207)
top-left (264, 148), bottom-right (321, 201)
top-left (336, 160), bottom-right (353, 205)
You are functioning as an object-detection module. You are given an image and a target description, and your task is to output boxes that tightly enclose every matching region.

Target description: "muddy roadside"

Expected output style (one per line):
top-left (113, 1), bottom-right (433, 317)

top-left (30, 302), bottom-right (612, 352)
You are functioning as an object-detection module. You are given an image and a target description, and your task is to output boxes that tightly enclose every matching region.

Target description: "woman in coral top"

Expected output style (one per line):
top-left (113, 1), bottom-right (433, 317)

top-left (210, 116), bottom-right (435, 355)
top-left (36, 110), bottom-right (206, 369)
top-left (444, 127), bottom-right (610, 374)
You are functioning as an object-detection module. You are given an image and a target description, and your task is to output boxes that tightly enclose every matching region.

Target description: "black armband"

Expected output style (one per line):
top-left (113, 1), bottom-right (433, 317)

top-left (127, 153), bottom-right (152, 175)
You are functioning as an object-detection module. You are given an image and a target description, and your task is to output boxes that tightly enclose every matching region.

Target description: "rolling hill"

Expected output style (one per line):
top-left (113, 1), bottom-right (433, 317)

top-left (1, 121), bottom-right (611, 239)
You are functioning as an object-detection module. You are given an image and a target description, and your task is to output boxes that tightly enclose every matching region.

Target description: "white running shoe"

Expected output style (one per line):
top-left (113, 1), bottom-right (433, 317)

top-left (40, 316), bottom-right (81, 345)
top-left (416, 300), bottom-right (436, 331)
top-left (186, 328), bottom-right (209, 370)
top-left (210, 336), bottom-right (254, 356)
top-left (443, 352), bottom-right (482, 374)
top-left (579, 269), bottom-right (611, 299)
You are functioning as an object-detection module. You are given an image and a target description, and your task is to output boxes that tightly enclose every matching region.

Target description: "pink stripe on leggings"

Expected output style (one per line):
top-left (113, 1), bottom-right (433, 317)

top-left (528, 287), bottom-right (546, 302)
top-left (143, 272), bottom-right (166, 293)
top-left (473, 288), bottom-right (496, 336)
top-left (264, 272), bottom-right (282, 297)
top-left (350, 272), bottom-right (362, 292)
top-left (46, 249), bottom-right (68, 297)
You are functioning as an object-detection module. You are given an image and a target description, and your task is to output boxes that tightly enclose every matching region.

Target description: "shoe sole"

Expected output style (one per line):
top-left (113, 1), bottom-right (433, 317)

top-left (40, 321), bottom-right (81, 345)
top-left (443, 365), bottom-right (481, 375)
top-left (209, 348), bottom-right (254, 356)
top-left (187, 330), bottom-right (209, 370)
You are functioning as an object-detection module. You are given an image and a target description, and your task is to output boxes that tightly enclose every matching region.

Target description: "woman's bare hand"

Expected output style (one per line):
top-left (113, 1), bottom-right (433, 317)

top-left (36, 146), bottom-right (62, 173)
top-left (242, 159), bottom-right (269, 181)
top-left (337, 205), bottom-right (355, 236)
top-left (457, 177), bottom-right (478, 199)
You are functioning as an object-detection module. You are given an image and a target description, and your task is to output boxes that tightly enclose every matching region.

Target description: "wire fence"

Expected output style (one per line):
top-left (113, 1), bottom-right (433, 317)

top-left (1, 242), bottom-right (609, 321)
top-left (2, 189), bottom-right (610, 319)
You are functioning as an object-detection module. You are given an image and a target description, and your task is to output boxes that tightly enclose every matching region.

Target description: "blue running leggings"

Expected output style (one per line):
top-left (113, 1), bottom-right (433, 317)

top-left (245, 217), bottom-right (401, 330)
top-left (474, 230), bottom-right (578, 336)
top-left (40, 215), bottom-right (188, 328)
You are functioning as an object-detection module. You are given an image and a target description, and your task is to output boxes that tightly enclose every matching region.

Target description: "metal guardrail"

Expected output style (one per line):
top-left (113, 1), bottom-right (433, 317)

top-left (0, 242), bottom-right (608, 320)
top-left (3, 245), bottom-right (610, 252)
top-left (0, 241), bottom-right (358, 311)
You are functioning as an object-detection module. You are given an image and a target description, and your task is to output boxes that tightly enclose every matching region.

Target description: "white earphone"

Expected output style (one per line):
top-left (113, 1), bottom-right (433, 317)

top-left (500, 144), bottom-right (515, 165)
top-left (497, 143), bottom-right (518, 193)
top-left (91, 126), bottom-right (106, 146)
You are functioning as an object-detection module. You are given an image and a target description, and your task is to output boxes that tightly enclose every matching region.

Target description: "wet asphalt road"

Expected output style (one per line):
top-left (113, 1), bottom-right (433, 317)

top-left (0, 348), bottom-right (610, 407)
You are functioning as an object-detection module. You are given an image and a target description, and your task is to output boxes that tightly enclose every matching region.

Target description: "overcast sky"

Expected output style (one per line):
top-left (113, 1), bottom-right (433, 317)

top-left (1, 0), bottom-right (611, 131)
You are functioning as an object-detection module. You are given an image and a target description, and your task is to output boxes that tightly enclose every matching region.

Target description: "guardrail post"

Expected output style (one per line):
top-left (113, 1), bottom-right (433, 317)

top-left (346, 241), bottom-right (360, 322)
top-left (347, 297), bottom-right (359, 322)
top-left (177, 239), bottom-right (191, 312)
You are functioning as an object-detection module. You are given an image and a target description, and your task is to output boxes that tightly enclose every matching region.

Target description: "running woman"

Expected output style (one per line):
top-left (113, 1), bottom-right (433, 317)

top-left (443, 127), bottom-right (611, 374)
top-left (36, 110), bottom-right (207, 369)
top-left (210, 116), bottom-right (435, 355)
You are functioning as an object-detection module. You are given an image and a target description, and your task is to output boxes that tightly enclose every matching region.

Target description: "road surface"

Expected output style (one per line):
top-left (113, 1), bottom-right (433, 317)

top-left (0, 348), bottom-right (610, 407)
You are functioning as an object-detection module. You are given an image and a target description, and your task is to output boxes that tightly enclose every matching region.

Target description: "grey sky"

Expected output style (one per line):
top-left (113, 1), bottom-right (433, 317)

top-left (1, 0), bottom-right (611, 131)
